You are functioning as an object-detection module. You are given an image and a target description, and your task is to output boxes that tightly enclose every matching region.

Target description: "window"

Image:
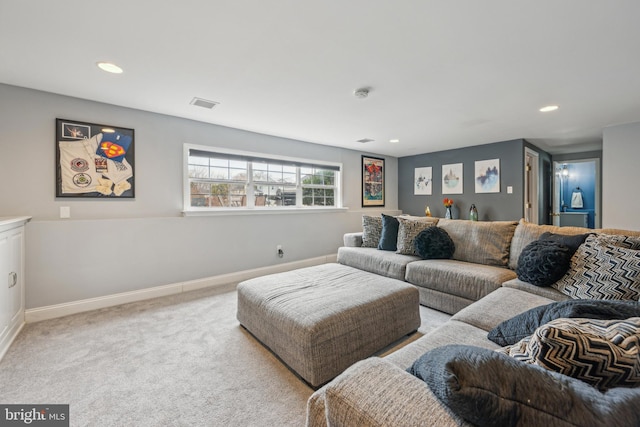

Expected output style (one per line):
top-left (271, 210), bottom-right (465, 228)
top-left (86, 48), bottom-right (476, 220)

top-left (184, 144), bottom-right (342, 211)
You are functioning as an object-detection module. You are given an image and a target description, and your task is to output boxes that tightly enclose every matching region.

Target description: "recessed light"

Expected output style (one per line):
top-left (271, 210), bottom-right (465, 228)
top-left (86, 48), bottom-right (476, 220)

top-left (97, 62), bottom-right (123, 74)
top-left (539, 105), bottom-right (559, 112)
top-left (389, 139), bottom-right (400, 144)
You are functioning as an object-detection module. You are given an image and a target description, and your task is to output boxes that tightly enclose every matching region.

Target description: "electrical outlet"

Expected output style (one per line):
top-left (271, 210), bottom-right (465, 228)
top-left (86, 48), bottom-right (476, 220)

top-left (60, 206), bottom-right (71, 218)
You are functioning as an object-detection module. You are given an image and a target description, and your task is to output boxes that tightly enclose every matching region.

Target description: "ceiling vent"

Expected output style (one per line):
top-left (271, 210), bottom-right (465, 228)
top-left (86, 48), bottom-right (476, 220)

top-left (357, 138), bottom-right (374, 143)
top-left (190, 97), bottom-right (219, 109)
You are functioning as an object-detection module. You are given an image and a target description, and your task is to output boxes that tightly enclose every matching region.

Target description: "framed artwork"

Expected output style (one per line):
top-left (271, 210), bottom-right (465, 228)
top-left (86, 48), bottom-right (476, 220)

top-left (414, 167), bottom-right (432, 195)
top-left (55, 118), bottom-right (135, 198)
top-left (475, 158), bottom-right (500, 193)
top-left (362, 155), bottom-right (385, 207)
top-left (442, 163), bottom-right (463, 194)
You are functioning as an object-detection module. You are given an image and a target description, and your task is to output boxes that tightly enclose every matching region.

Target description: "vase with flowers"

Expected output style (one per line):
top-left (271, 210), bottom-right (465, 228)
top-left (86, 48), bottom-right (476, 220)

top-left (443, 198), bottom-right (454, 219)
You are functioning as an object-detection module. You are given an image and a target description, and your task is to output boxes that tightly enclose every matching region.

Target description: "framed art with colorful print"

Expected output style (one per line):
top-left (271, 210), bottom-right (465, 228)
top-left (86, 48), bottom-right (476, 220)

top-left (55, 118), bottom-right (135, 198)
top-left (362, 155), bottom-right (385, 207)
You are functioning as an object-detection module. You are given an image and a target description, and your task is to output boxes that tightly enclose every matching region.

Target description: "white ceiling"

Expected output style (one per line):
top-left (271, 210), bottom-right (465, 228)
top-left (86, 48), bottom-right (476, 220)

top-left (2, 0), bottom-right (639, 157)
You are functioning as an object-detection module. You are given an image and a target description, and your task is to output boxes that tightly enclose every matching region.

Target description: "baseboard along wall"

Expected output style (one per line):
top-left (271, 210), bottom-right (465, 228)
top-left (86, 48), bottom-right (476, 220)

top-left (25, 254), bottom-right (338, 323)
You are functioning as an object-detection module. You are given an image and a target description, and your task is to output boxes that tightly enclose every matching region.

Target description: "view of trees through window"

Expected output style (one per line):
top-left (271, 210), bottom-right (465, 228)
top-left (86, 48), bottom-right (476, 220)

top-left (187, 149), bottom-right (339, 209)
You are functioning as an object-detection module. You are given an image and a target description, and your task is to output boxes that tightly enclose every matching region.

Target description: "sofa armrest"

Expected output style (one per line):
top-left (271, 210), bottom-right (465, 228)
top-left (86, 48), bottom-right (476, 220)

top-left (344, 232), bottom-right (363, 247)
top-left (310, 357), bottom-right (469, 427)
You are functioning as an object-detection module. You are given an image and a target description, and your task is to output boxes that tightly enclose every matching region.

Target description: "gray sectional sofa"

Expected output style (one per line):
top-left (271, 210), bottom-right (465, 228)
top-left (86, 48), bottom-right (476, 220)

top-left (307, 217), bottom-right (640, 427)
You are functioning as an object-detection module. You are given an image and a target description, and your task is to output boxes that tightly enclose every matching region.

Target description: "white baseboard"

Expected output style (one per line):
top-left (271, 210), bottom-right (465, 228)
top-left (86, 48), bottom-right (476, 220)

top-left (25, 254), bottom-right (337, 323)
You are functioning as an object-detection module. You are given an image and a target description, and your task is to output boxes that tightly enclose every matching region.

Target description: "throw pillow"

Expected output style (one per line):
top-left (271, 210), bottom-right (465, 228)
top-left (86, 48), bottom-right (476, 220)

top-left (378, 214), bottom-right (399, 251)
top-left (487, 299), bottom-right (640, 346)
top-left (539, 231), bottom-right (591, 256)
top-left (407, 344), bottom-right (640, 427)
top-left (502, 317), bottom-right (640, 391)
top-left (552, 234), bottom-right (640, 300)
top-left (413, 227), bottom-right (455, 259)
top-left (396, 218), bottom-right (434, 256)
top-left (361, 215), bottom-right (382, 248)
top-left (515, 240), bottom-right (572, 286)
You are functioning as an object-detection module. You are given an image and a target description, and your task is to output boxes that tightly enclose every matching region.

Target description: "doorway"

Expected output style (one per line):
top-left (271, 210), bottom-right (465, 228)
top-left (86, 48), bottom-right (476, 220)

top-left (552, 159), bottom-right (601, 229)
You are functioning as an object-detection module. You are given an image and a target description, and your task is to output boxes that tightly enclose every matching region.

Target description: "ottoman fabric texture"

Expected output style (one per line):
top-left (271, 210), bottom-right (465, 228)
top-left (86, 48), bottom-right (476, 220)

top-left (236, 263), bottom-right (420, 387)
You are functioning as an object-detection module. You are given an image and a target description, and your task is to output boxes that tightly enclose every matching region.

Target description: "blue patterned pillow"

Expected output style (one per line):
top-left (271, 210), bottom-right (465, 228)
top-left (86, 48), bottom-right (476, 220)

top-left (413, 227), bottom-right (455, 259)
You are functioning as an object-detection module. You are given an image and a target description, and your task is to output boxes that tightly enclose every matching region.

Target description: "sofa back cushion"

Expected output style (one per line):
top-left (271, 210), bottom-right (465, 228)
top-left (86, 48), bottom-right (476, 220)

top-left (508, 219), bottom-right (592, 270)
top-left (437, 219), bottom-right (518, 267)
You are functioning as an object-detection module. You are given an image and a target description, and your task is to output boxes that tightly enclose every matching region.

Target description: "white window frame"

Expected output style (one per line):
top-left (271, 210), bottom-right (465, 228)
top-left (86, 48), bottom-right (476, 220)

top-left (183, 144), bottom-right (344, 215)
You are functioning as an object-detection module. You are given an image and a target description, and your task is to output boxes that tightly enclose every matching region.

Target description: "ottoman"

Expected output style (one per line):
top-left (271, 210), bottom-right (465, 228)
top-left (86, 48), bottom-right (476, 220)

top-left (236, 263), bottom-right (420, 387)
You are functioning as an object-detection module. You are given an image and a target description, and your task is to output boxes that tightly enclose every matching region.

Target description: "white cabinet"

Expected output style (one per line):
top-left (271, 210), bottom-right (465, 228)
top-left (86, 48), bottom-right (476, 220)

top-left (0, 217), bottom-right (30, 361)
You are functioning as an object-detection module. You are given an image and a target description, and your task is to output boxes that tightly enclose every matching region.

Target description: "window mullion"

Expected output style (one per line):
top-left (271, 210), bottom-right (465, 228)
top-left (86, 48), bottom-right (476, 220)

top-left (295, 168), bottom-right (302, 207)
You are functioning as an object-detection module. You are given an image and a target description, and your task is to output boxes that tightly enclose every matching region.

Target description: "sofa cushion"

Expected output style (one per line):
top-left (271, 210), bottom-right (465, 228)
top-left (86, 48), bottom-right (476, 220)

top-left (408, 344), bottom-right (640, 427)
top-left (553, 234), bottom-right (640, 301)
top-left (361, 215), bottom-right (382, 248)
top-left (503, 317), bottom-right (640, 391)
top-left (516, 240), bottom-right (572, 286)
top-left (508, 219), bottom-right (592, 270)
top-left (396, 217), bottom-right (435, 256)
top-left (406, 259), bottom-right (516, 302)
top-left (501, 278), bottom-right (569, 301)
top-left (413, 227), bottom-right (455, 260)
top-left (436, 219), bottom-right (517, 267)
top-left (378, 213), bottom-right (399, 251)
top-left (337, 247), bottom-right (419, 281)
top-left (487, 298), bottom-right (640, 346)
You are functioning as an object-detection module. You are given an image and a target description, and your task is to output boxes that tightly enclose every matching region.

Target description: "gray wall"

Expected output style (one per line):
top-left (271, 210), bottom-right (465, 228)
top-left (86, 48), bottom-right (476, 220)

top-left (398, 139), bottom-right (529, 221)
top-left (602, 121), bottom-right (640, 229)
top-left (0, 84), bottom-right (398, 308)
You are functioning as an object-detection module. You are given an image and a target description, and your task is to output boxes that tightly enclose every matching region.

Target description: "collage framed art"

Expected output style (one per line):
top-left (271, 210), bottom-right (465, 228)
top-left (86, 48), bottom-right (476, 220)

top-left (362, 155), bottom-right (385, 207)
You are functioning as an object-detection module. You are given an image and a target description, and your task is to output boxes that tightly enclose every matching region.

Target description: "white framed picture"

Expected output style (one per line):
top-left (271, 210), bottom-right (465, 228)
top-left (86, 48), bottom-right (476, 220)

top-left (442, 163), bottom-right (463, 194)
top-left (414, 167), bottom-right (432, 195)
top-left (475, 158), bottom-right (500, 193)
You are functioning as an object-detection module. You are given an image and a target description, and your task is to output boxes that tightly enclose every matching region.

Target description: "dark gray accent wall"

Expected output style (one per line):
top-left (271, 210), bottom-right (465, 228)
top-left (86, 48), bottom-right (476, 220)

top-left (398, 139), bottom-right (527, 221)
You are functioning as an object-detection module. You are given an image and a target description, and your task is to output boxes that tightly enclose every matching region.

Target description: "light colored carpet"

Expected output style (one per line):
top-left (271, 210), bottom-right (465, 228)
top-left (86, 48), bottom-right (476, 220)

top-left (0, 284), bottom-right (450, 426)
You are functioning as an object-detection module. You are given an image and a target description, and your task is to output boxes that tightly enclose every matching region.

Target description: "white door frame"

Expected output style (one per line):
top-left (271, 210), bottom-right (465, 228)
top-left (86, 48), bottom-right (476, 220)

top-left (524, 148), bottom-right (539, 224)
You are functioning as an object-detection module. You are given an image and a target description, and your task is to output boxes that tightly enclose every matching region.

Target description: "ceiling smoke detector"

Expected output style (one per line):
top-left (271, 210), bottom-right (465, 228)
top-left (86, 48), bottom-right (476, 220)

top-left (190, 97), bottom-right (219, 109)
top-left (353, 88), bottom-right (370, 98)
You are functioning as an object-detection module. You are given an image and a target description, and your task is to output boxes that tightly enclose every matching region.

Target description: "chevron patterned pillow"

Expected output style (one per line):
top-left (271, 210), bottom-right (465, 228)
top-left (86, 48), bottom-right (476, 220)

top-left (502, 317), bottom-right (640, 391)
top-left (552, 234), bottom-right (640, 300)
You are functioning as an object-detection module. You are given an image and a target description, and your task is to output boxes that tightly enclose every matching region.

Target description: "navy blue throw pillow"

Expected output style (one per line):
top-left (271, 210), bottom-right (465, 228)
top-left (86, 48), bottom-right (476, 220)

top-left (378, 214), bottom-right (399, 251)
top-left (413, 227), bottom-right (455, 259)
top-left (516, 240), bottom-right (571, 287)
top-left (539, 232), bottom-right (591, 256)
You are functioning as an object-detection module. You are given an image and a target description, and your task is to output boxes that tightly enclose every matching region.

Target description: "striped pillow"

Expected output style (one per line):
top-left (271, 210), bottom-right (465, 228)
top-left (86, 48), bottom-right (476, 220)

top-left (502, 317), bottom-right (640, 391)
top-left (552, 234), bottom-right (640, 300)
